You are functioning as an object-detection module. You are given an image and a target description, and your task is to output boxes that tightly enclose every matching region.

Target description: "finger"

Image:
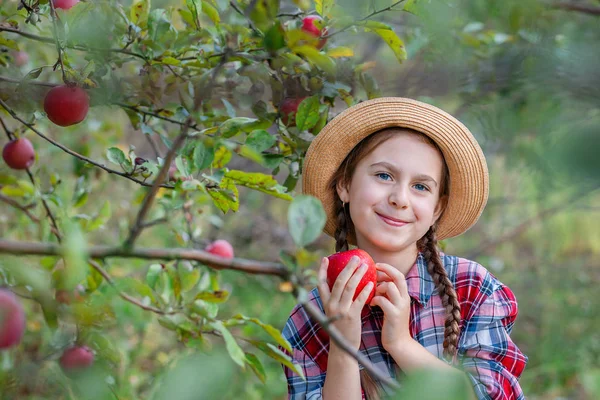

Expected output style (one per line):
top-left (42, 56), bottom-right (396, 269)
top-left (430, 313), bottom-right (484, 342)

top-left (317, 257), bottom-right (330, 303)
top-left (330, 255), bottom-right (361, 302)
top-left (377, 281), bottom-right (403, 306)
top-left (376, 263), bottom-right (409, 299)
top-left (339, 262), bottom-right (369, 309)
top-left (376, 270), bottom-right (392, 283)
top-left (369, 294), bottom-right (394, 314)
top-left (350, 281), bottom-right (375, 313)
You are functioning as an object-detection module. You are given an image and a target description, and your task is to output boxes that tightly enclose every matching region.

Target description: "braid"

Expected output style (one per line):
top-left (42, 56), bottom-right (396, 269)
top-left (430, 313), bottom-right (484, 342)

top-left (334, 199), bottom-right (350, 252)
top-left (418, 225), bottom-right (461, 361)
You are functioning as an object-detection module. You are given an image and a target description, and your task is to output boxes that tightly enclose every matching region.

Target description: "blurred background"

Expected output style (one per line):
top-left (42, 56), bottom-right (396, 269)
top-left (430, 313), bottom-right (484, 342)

top-left (1, 0), bottom-right (599, 398)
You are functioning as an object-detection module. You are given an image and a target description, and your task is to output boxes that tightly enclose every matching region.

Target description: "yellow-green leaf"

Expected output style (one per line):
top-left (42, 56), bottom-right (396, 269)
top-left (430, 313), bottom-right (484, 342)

top-left (130, 0), bottom-right (151, 28)
top-left (363, 24), bottom-right (407, 63)
top-left (195, 290), bottom-right (230, 303)
top-left (315, 0), bottom-right (334, 17)
top-left (210, 321), bottom-right (246, 368)
top-left (211, 146), bottom-right (232, 168)
top-left (292, 45), bottom-right (336, 77)
top-left (230, 314), bottom-right (292, 353)
top-left (202, 1), bottom-right (220, 24)
top-left (327, 46), bottom-right (354, 58)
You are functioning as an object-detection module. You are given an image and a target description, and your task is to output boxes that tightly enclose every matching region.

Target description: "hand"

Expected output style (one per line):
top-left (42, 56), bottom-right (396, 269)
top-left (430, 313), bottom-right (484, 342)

top-left (317, 256), bottom-right (374, 351)
top-left (370, 263), bottom-right (412, 352)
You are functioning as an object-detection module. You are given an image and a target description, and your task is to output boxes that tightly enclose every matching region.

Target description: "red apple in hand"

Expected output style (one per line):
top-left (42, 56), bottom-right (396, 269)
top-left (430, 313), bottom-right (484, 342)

top-left (280, 97), bottom-right (306, 126)
top-left (3, 138), bottom-right (35, 170)
top-left (327, 249), bottom-right (377, 304)
top-left (60, 345), bottom-right (94, 372)
top-left (0, 289), bottom-right (26, 349)
top-left (44, 85), bottom-right (89, 127)
top-left (301, 15), bottom-right (328, 49)
top-left (53, 0), bottom-right (79, 10)
top-left (205, 240), bottom-right (234, 259)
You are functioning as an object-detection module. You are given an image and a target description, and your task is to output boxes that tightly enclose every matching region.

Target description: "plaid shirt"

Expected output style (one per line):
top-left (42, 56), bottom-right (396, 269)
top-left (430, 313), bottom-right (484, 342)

top-left (280, 252), bottom-right (528, 400)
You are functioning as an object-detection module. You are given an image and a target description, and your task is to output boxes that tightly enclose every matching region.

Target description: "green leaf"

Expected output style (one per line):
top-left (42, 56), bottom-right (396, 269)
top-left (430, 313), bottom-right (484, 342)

top-left (218, 117), bottom-right (259, 139)
top-left (245, 130), bottom-right (276, 153)
top-left (148, 9), bottom-right (171, 43)
top-left (209, 177), bottom-right (239, 213)
top-left (225, 170), bottom-right (292, 201)
top-left (161, 56), bottom-right (181, 66)
top-left (189, 299), bottom-right (219, 319)
top-left (362, 23), bottom-right (407, 63)
top-left (245, 353), bottom-right (266, 383)
top-left (248, 0), bottom-right (279, 32)
top-left (287, 195), bottom-right (326, 248)
top-left (292, 45), bottom-right (336, 77)
top-left (186, 0), bottom-right (201, 30)
top-left (0, 35), bottom-right (19, 51)
top-left (24, 67), bottom-right (45, 80)
top-left (179, 264), bottom-right (200, 292)
top-left (106, 147), bottom-right (127, 165)
top-left (315, 0), bottom-right (334, 17)
top-left (249, 340), bottom-right (304, 379)
top-left (209, 321), bottom-right (245, 368)
top-left (194, 142), bottom-right (215, 170)
top-left (86, 200), bottom-right (111, 232)
top-left (130, 0), bottom-right (150, 28)
top-left (201, 1), bottom-right (220, 24)
top-left (195, 290), bottom-right (230, 303)
top-left (264, 22), bottom-right (285, 53)
top-left (211, 146), bottom-right (232, 169)
top-left (296, 96), bottom-right (321, 131)
top-left (230, 314), bottom-right (292, 353)
top-left (146, 264), bottom-right (163, 289)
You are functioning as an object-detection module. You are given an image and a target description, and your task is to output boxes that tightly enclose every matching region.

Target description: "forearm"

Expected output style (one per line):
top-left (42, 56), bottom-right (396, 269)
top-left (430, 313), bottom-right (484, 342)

top-left (322, 344), bottom-right (362, 400)
top-left (389, 339), bottom-right (477, 400)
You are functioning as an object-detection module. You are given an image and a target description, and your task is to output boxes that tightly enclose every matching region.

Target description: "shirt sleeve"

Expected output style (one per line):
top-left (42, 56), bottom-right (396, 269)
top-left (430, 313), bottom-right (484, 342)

top-left (459, 283), bottom-right (528, 400)
top-left (279, 303), bottom-right (327, 400)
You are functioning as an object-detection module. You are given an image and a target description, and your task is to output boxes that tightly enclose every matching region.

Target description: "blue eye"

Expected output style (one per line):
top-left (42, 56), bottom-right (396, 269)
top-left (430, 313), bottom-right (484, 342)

top-left (414, 183), bottom-right (429, 192)
top-left (376, 173), bottom-right (392, 181)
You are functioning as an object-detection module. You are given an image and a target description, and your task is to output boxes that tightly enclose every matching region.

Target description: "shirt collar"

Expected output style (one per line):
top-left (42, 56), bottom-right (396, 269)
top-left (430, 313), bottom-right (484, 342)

top-left (405, 252), bottom-right (436, 307)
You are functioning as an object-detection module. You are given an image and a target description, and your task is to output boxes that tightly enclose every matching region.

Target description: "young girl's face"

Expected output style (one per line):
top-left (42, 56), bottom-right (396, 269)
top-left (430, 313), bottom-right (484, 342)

top-left (337, 132), bottom-right (446, 254)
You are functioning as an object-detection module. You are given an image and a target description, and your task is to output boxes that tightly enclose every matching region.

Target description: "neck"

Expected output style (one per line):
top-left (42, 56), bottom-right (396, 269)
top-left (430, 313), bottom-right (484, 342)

top-left (355, 241), bottom-right (419, 275)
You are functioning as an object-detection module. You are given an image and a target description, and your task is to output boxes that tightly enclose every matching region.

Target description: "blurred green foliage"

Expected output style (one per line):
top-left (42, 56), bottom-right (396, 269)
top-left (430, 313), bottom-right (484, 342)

top-left (1, 0), bottom-right (599, 399)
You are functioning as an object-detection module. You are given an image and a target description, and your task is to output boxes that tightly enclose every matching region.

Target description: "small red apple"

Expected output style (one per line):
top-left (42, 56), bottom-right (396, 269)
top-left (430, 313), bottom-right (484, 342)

top-left (59, 345), bottom-right (94, 372)
top-left (327, 249), bottom-right (377, 304)
top-left (205, 240), bottom-right (234, 259)
top-left (280, 97), bottom-right (306, 126)
top-left (301, 15), bottom-right (328, 49)
top-left (2, 138), bottom-right (35, 170)
top-left (43, 85), bottom-right (89, 127)
top-left (52, 0), bottom-right (79, 10)
top-left (0, 289), bottom-right (26, 350)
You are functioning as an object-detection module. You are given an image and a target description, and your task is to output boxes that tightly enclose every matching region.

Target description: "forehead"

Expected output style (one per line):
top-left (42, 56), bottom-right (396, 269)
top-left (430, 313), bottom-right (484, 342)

top-left (359, 133), bottom-right (444, 177)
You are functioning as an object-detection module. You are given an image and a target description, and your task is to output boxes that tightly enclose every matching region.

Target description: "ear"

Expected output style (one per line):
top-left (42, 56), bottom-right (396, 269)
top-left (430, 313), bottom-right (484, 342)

top-left (335, 180), bottom-right (350, 204)
top-left (433, 194), bottom-right (448, 223)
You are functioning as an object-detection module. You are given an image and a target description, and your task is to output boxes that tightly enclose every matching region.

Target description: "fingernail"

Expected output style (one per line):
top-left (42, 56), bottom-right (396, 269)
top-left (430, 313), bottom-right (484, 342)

top-left (352, 256), bottom-right (359, 263)
top-left (360, 263), bottom-right (367, 271)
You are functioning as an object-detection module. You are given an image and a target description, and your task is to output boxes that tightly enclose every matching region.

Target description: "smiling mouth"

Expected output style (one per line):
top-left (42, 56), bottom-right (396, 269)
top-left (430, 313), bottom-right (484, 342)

top-left (376, 213), bottom-right (409, 227)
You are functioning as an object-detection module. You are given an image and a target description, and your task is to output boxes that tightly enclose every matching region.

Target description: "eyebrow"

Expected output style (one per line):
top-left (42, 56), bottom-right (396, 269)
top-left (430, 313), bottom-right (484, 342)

top-left (369, 161), bottom-right (439, 187)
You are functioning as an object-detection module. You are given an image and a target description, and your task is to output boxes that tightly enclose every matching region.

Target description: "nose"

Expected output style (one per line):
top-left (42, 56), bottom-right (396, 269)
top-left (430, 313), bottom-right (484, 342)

top-left (388, 185), bottom-right (409, 209)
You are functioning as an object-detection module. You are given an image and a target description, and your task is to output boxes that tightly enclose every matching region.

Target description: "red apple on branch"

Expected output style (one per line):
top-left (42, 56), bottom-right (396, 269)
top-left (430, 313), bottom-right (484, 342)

top-left (52, 0), bottom-right (79, 10)
top-left (2, 138), bottom-right (35, 170)
top-left (59, 345), bottom-right (94, 372)
top-left (301, 15), bottom-right (328, 49)
top-left (0, 289), bottom-right (26, 349)
top-left (327, 249), bottom-right (377, 304)
top-left (280, 97), bottom-right (306, 126)
top-left (205, 240), bottom-right (234, 259)
top-left (44, 85), bottom-right (89, 127)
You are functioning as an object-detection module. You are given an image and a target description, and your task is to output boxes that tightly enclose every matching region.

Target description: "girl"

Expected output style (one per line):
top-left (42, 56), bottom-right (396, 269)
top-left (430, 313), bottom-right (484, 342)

top-left (280, 98), bottom-right (528, 399)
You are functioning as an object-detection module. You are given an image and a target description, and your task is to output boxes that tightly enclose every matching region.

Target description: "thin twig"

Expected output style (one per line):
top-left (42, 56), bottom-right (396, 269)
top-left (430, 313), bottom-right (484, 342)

top-left (117, 102), bottom-right (202, 131)
top-left (0, 239), bottom-right (290, 277)
top-left (0, 26), bottom-right (146, 60)
top-left (87, 259), bottom-right (178, 315)
top-left (123, 126), bottom-right (189, 248)
top-left (551, 2), bottom-right (600, 15)
top-left (0, 193), bottom-right (41, 223)
top-left (47, 0), bottom-right (67, 82)
top-left (229, 0), bottom-right (261, 35)
top-left (324, 0), bottom-right (407, 38)
top-left (0, 98), bottom-right (175, 189)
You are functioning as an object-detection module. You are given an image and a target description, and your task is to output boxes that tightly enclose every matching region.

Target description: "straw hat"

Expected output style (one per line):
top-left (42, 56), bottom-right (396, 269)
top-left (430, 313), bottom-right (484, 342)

top-left (302, 97), bottom-right (489, 243)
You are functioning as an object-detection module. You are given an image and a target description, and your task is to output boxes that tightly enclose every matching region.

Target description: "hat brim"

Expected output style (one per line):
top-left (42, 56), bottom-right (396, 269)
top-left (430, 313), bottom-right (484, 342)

top-left (301, 97), bottom-right (489, 243)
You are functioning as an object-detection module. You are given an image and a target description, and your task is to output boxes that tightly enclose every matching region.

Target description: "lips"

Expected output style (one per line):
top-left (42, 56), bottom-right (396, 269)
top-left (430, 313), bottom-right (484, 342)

top-left (376, 213), bottom-right (409, 227)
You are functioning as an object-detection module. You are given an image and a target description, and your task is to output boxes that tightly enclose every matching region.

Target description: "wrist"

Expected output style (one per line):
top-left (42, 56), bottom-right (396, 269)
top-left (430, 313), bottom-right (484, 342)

top-left (388, 337), bottom-right (418, 360)
top-left (329, 342), bottom-right (359, 366)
